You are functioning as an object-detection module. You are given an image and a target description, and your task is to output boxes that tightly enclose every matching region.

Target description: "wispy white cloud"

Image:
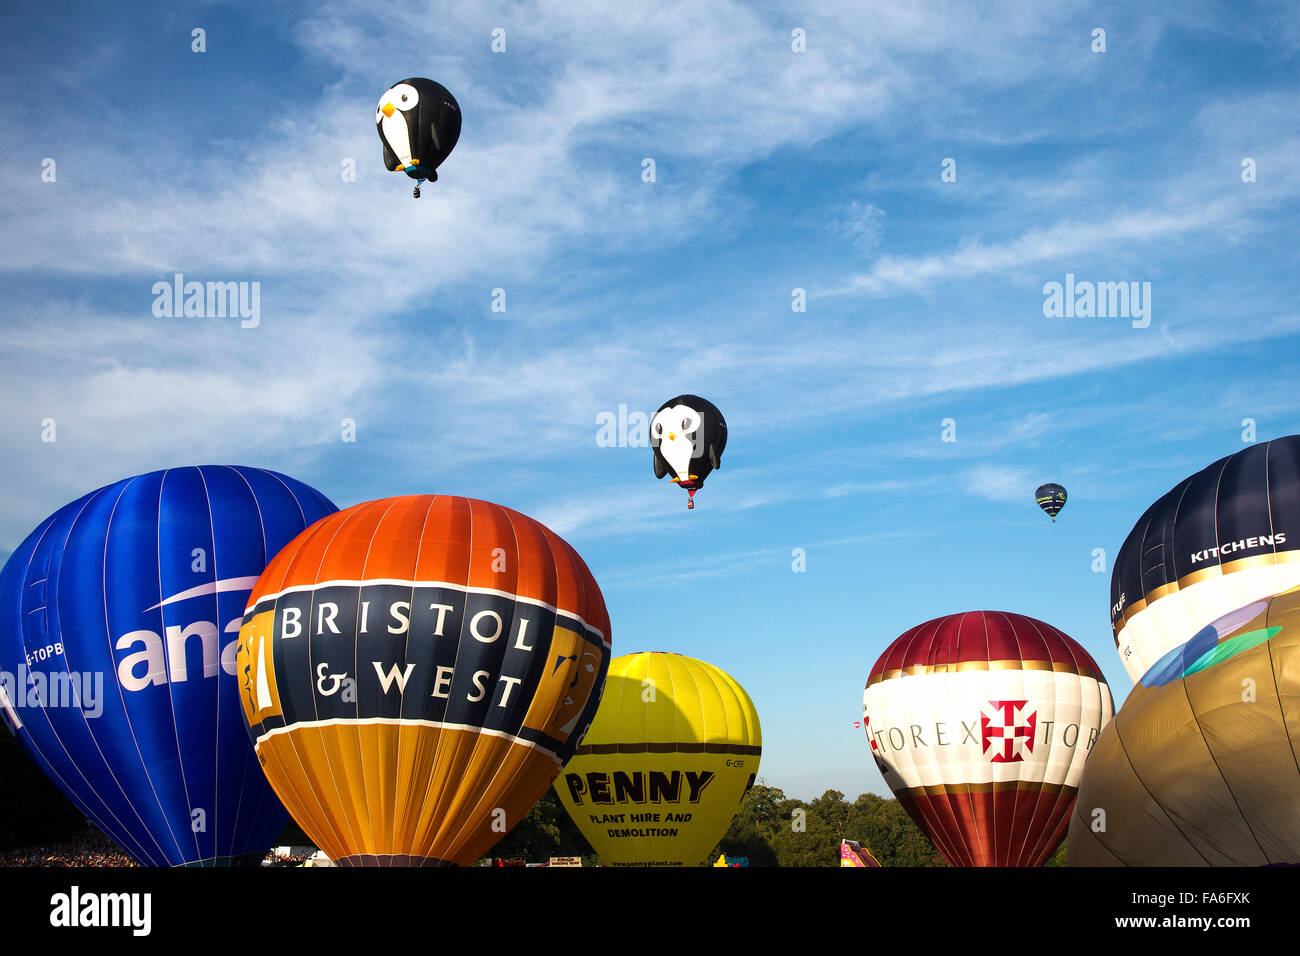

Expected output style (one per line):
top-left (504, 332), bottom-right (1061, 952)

top-left (965, 463), bottom-right (1035, 503)
top-left (821, 205), bottom-right (1231, 299)
top-left (2, 1), bottom-right (1298, 558)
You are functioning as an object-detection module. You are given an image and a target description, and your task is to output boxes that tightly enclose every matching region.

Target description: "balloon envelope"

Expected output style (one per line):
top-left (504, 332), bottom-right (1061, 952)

top-left (1035, 483), bottom-right (1067, 521)
top-left (1111, 435), bottom-right (1300, 682)
top-left (650, 395), bottom-right (727, 508)
top-left (1069, 586), bottom-right (1300, 866)
top-left (862, 611), bottom-right (1113, 867)
top-left (376, 77), bottom-right (461, 190)
top-left (840, 839), bottom-right (881, 867)
top-left (554, 652), bottom-right (760, 866)
top-left (237, 495), bottom-right (611, 866)
top-left (0, 465), bottom-right (337, 865)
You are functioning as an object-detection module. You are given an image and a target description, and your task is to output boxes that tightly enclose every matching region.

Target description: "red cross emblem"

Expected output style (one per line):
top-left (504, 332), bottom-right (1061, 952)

top-left (980, 699), bottom-right (1036, 762)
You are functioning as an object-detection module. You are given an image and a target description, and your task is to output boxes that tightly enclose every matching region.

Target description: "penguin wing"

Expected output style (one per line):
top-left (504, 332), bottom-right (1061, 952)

top-left (653, 448), bottom-right (669, 479)
top-left (381, 136), bottom-right (400, 171)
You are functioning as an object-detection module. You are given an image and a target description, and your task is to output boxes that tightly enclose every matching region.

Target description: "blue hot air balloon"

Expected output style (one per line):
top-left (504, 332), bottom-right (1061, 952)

top-left (0, 465), bottom-right (337, 866)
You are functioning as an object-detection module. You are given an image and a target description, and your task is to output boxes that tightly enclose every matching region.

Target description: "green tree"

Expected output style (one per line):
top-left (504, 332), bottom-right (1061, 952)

top-left (480, 789), bottom-right (595, 864)
top-left (1044, 838), bottom-right (1068, 867)
top-left (714, 782), bottom-right (784, 866)
top-left (846, 792), bottom-right (947, 867)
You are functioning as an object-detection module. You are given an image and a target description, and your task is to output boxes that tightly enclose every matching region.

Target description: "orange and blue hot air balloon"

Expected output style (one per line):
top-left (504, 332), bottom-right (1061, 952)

top-left (0, 466), bottom-right (337, 866)
top-left (236, 495), bottom-right (611, 866)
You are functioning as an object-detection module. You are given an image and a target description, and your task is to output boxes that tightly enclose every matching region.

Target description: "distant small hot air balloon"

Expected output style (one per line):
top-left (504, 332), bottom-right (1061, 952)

top-left (237, 495), bottom-right (610, 866)
top-left (1070, 587), bottom-right (1300, 865)
top-left (1110, 434), bottom-right (1300, 682)
top-left (376, 77), bottom-right (461, 198)
top-left (651, 395), bottom-right (727, 510)
top-left (554, 652), bottom-right (760, 866)
top-left (862, 611), bottom-right (1113, 867)
top-left (0, 465), bottom-right (337, 866)
top-left (1035, 483), bottom-right (1067, 522)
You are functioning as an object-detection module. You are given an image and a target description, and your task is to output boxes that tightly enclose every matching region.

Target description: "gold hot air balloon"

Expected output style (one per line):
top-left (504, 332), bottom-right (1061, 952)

top-left (1069, 585), bottom-right (1300, 866)
top-left (236, 495), bottom-right (611, 866)
top-left (554, 652), bottom-right (761, 867)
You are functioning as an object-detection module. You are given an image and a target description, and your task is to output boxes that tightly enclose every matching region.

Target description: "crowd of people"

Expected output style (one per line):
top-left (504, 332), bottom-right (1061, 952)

top-left (0, 824), bottom-right (323, 867)
top-left (0, 825), bottom-right (135, 867)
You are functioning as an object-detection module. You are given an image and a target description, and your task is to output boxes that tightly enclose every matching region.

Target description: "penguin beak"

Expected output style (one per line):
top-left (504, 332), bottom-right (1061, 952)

top-left (669, 431), bottom-right (676, 441)
top-left (382, 103), bottom-right (396, 118)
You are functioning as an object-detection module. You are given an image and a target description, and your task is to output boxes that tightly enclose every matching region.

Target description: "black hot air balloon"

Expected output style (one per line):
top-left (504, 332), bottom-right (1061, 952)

top-left (1109, 434), bottom-right (1300, 683)
top-left (1035, 482), bottom-right (1067, 522)
top-left (376, 78), bottom-right (461, 198)
top-left (651, 395), bottom-right (727, 510)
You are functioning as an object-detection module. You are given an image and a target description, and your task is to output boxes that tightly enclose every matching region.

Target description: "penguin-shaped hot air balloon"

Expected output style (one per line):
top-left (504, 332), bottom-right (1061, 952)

top-left (376, 77), bottom-right (461, 198)
top-left (651, 395), bottom-right (726, 509)
top-left (1035, 482), bottom-right (1067, 522)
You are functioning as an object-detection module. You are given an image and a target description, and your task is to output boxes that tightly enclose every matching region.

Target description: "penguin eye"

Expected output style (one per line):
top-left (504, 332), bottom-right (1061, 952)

top-left (654, 423), bottom-right (662, 436)
top-left (681, 419), bottom-right (691, 431)
top-left (391, 83), bottom-right (420, 111)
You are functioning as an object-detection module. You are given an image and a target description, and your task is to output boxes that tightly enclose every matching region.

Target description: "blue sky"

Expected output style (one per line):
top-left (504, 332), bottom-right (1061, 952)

top-left (2, 1), bottom-right (1299, 799)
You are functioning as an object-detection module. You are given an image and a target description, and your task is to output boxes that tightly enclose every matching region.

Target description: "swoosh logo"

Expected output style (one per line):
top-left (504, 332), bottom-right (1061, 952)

top-left (0, 683), bottom-right (21, 731)
top-left (145, 576), bottom-right (261, 612)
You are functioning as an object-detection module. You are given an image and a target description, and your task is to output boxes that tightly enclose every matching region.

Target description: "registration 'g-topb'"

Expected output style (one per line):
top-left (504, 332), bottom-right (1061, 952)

top-left (237, 495), bottom-right (611, 867)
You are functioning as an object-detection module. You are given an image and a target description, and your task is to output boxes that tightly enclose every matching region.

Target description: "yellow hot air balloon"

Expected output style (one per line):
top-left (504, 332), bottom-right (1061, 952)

top-left (554, 652), bottom-right (761, 867)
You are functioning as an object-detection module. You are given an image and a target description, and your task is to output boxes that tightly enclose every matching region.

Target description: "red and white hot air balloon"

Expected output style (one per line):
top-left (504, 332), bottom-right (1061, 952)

top-left (862, 611), bottom-right (1113, 867)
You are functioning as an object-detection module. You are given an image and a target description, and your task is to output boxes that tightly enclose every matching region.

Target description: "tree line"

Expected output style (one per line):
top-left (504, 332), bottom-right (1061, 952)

top-left (486, 781), bottom-right (1070, 866)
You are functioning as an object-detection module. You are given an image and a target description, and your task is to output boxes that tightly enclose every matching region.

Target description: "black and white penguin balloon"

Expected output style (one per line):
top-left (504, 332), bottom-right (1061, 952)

top-left (376, 77), bottom-right (461, 198)
top-left (650, 395), bottom-right (727, 510)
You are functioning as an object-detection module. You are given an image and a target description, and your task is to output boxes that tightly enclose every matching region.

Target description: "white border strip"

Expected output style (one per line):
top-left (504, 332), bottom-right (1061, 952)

top-left (253, 715), bottom-right (564, 765)
top-left (244, 577), bottom-right (607, 642)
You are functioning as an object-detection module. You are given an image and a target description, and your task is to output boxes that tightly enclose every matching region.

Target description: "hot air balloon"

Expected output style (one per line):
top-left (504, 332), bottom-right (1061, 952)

top-left (1069, 587), bottom-right (1300, 865)
top-left (650, 395), bottom-right (727, 510)
top-left (861, 611), bottom-right (1113, 867)
top-left (237, 495), bottom-right (610, 866)
top-left (0, 465), bottom-right (337, 866)
top-left (553, 652), bottom-right (760, 866)
top-left (1035, 483), bottom-right (1067, 522)
top-left (840, 839), bottom-right (881, 867)
top-left (376, 77), bottom-right (461, 198)
top-left (1110, 435), bottom-right (1300, 682)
